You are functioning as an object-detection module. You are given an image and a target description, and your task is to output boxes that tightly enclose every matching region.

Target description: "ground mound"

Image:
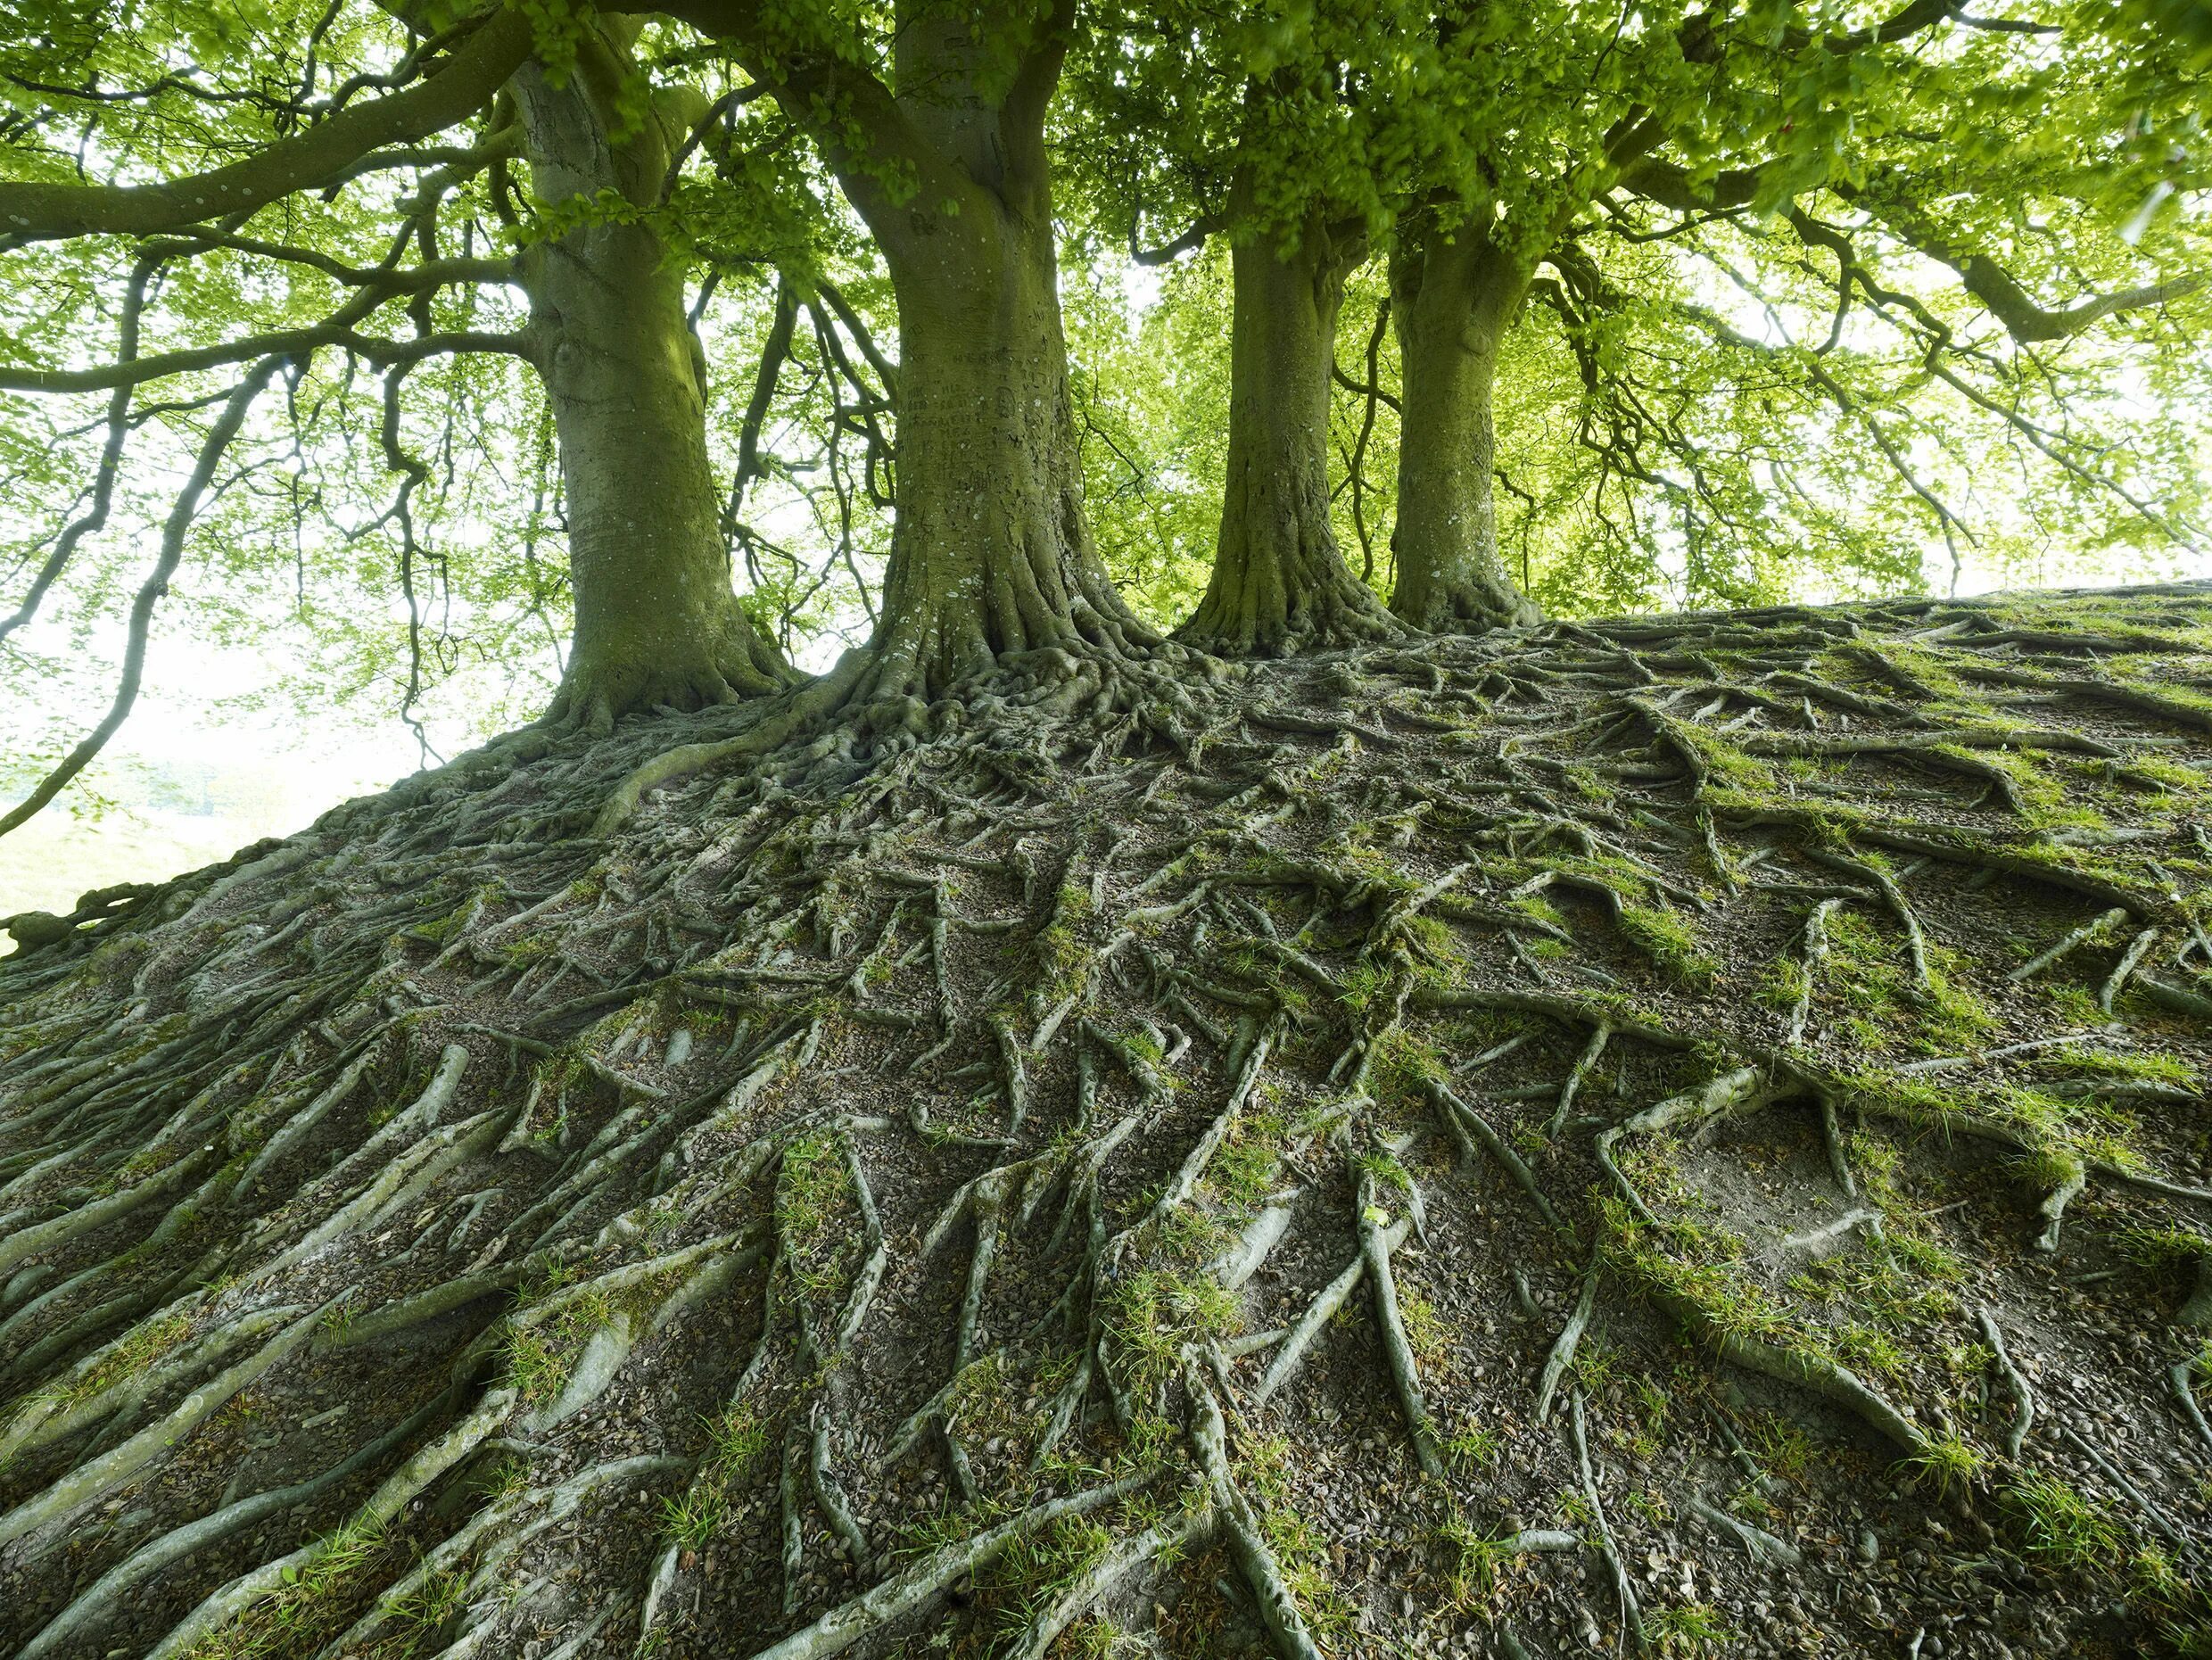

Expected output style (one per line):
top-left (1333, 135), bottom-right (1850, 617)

top-left (4, 583), bottom-right (2212, 1660)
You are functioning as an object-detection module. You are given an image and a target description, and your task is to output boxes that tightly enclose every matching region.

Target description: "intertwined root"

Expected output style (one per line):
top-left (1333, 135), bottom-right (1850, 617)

top-left (4, 582), bottom-right (2212, 1659)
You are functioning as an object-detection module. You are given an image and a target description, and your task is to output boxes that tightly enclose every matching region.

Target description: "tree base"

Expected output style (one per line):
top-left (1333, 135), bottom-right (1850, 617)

top-left (542, 601), bottom-right (797, 737)
top-left (6, 582), bottom-right (2212, 1660)
top-left (1176, 570), bottom-right (1405, 658)
top-left (1391, 571), bottom-right (1544, 633)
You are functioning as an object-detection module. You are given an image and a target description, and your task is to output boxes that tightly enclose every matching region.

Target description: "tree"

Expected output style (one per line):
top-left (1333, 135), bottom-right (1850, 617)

top-left (6, 6), bottom-right (2212, 1659)
top-left (657, 0), bottom-right (1174, 718)
top-left (1076, 5), bottom-right (1407, 654)
top-left (0, 0), bottom-right (838, 819)
top-left (513, 14), bottom-right (796, 731)
top-left (1378, 0), bottom-right (2209, 628)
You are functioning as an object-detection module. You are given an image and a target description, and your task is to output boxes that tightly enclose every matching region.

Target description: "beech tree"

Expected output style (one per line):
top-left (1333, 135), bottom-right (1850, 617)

top-left (4, 0), bottom-right (2207, 819)
top-left (0, 4), bottom-right (840, 828)
top-left (1093, 0), bottom-right (2208, 635)
top-left (1073, 7), bottom-right (1407, 654)
top-left (6, 6), bottom-right (2212, 1660)
top-left (1399, 0), bottom-right (2212, 632)
top-left (663, 0), bottom-right (1179, 716)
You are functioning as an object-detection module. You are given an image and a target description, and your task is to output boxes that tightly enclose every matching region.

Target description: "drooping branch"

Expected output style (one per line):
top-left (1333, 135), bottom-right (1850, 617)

top-left (0, 355), bottom-right (285, 838)
top-left (0, 249), bottom-right (165, 644)
top-left (732, 275), bottom-right (801, 521)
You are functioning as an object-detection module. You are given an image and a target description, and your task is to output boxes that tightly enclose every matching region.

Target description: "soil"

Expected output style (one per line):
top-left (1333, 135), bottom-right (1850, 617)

top-left (3, 581), bottom-right (2210, 1660)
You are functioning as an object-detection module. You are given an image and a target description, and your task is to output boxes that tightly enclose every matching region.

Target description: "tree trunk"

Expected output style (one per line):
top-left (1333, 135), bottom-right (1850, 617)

top-left (855, 189), bottom-right (1151, 703)
top-left (1177, 190), bottom-right (1399, 657)
top-left (513, 32), bottom-right (791, 734)
top-left (1388, 225), bottom-right (1544, 632)
top-left (758, 5), bottom-right (1159, 713)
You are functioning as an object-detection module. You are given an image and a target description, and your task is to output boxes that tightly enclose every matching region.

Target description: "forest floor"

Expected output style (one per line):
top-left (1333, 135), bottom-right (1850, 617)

top-left (3, 582), bottom-right (2211, 1660)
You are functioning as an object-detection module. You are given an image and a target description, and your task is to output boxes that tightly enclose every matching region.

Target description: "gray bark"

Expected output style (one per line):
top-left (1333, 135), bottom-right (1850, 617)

top-left (1180, 178), bottom-right (1399, 657)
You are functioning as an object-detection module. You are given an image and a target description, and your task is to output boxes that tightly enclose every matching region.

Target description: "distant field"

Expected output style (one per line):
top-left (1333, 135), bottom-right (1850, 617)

top-left (2, 738), bottom-right (406, 946)
top-left (0, 809), bottom-right (275, 927)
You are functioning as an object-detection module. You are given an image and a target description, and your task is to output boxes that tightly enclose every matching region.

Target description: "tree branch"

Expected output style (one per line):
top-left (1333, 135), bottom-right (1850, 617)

top-left (0, 357), bottom-right (286, 839)
top-left (1781, 0), bottom-right (1965, 53)
top-left (0, 8), bottom-right (531, 243)
top-left (0, 251), bottom-right (166, 643)
top-left (1847, 187), bottom-right (2208, 343)
top-left (1133, 216), bottom-right (1214, 265)
top-left (645, 0), bottom-right (969, 223)
top-left (0, 311), bottom-right (532, 395)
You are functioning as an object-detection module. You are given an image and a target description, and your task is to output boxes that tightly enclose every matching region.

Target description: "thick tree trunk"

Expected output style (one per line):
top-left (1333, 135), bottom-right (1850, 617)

top-left (514, 36), bottom-right (791, 734)
top-left (762, 4), bottom-right (1160, 712)
top-left (1388, 226), bottom-right (1544, 632)
top-left (857, 195), bottom-right (1151, 703)
top-left (1178, 198), bottom-right (1399, 657)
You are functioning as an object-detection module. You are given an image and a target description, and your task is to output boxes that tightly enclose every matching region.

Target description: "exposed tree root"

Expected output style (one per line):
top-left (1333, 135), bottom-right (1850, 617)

top-left (5, 582), bottom-right (2212, 1658)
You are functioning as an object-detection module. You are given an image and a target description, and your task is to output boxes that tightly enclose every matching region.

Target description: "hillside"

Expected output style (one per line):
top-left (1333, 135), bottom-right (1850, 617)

top-left (4, 582), bottom-right (2211, 1660)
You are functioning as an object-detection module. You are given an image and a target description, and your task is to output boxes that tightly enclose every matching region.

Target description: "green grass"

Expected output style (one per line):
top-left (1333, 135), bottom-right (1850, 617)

top-left (660, 1483), bottom-right (728, 1551)
top-left (777, 1131), bottom-right (857, 1302)
top-left (701, 1403), bottom-right (772, 1478)
top-left (177, 1512), bottom-right (394, 1659)
top-left (1647, 1601), bottom-right (1736, 1656)
top-left (49, 1309), bottom-right (194, 1408)
top-left (2008, 1472), bottom-right (2125, 1573)
top-left (1437, 1512), bottom-right (1520, 1609)
top-left (1443, 1422), bottom-right (1502, 1470)
top-left (1901, 1433), bottom-right (1984, 1497)
top-left (1619, 903), bottom-right (1719, 986)
top-left (1754, 954), bottom-right (1810, 1012)
top-left (502, 1276), bottom-right (615, 1409)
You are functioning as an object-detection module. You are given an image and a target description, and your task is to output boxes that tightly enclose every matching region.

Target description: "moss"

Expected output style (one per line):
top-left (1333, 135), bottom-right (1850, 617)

top-left (1364, 1026), bottom-right (1449, 1096)
top-left (1674, 723), bottom-right (1779, 790)
top-left (1508, 892), bottom-right (1566, 931)
top-left (1564, 764), bottom-right (1616, 804)
top-left (177, 1512), bottom-right (395, 1660)
top-left (1031, 881), bottom-right (1096, 997)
